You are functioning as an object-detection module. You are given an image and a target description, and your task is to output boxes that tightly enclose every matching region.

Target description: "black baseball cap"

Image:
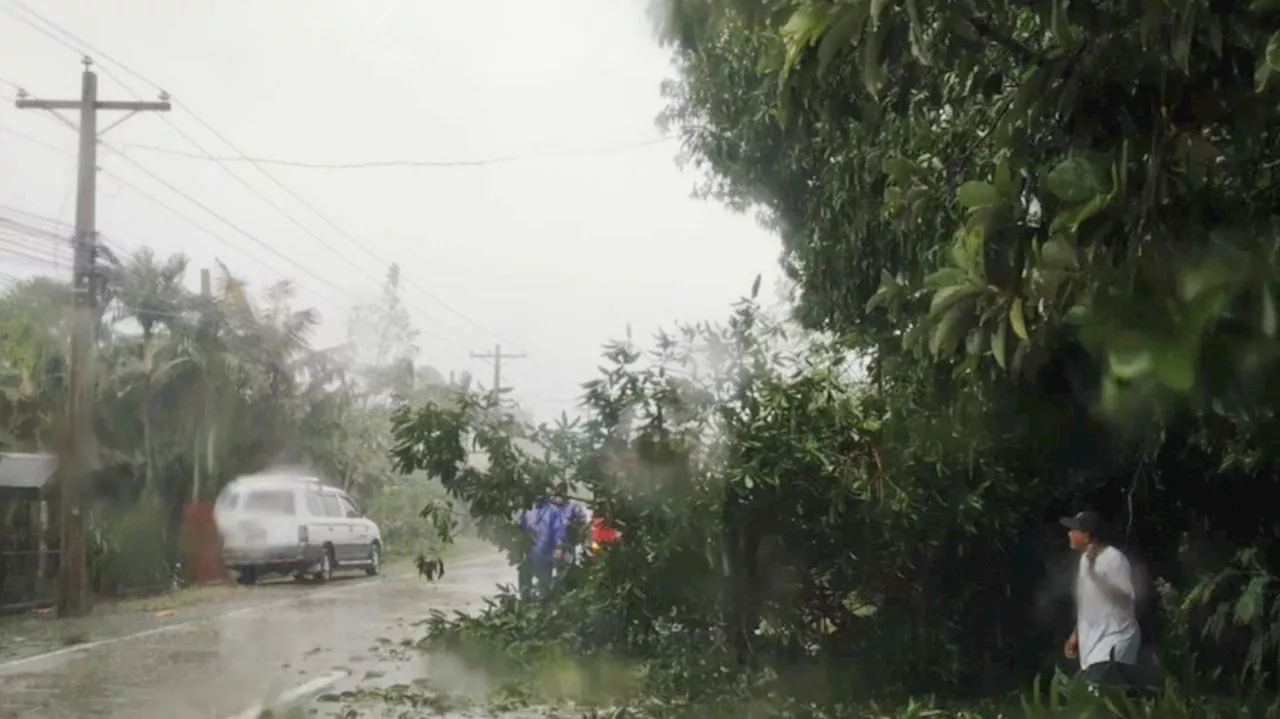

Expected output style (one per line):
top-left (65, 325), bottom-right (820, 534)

top-left (1060, 510), bottom-right (1100, 534)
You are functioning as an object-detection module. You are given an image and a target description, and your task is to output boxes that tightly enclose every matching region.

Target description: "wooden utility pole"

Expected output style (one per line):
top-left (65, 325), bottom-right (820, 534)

top-left (470, 344), bottom-right (526, 394)
top-left (15, 57), bottom-right (170, 617)
top-left (193, 269), bottom-right (211, 504)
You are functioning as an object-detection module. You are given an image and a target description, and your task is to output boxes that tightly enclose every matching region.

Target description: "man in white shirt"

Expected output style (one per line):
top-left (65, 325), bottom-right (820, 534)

top-left (1060, 510), bottom-right (1141, 688)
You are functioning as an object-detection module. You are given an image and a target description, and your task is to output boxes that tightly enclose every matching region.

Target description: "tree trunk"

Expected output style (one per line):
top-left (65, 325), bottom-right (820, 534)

top-left (141, 330), bottom-right (156, 502)
top-left (192, 374), bottom-right (204, 504)
top-left (205, 415), bottom-right (216, 492)
top-left (193, 373), bottom-right (214, 503)
top-left (191, 422), bottom-right (201, 505)
top-left (720, 491), bottom-right (756, 667)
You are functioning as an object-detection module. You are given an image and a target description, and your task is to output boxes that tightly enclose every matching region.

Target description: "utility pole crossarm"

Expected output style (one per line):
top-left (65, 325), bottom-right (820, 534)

top-left (14, 99), bottom-right (82, 110)
top-left (471, 344), bottom-right (527, 394)
top-left (16, 98), bottom-right (170, 111)
top-left (97, 100), bottom-right (172, 111)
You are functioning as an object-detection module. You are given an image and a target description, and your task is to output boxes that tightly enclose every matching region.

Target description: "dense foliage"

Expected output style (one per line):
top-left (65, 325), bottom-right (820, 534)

top-left (389, 0), bottom-right (1280, 715)
top-left (1, 254), bottom-right (454, 597)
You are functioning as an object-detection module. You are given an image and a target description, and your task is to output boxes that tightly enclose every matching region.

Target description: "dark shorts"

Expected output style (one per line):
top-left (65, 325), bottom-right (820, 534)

top-left (1083, 660), bottom-right (1133, 687)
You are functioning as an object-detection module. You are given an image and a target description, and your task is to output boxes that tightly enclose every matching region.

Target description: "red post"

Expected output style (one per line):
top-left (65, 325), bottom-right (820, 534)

top-left (180, 502), bottom-right (223, 583)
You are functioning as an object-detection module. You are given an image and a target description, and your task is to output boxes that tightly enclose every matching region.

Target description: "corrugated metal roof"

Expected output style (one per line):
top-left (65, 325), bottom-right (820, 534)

top-left (0, 452), bottom-right (58, 491)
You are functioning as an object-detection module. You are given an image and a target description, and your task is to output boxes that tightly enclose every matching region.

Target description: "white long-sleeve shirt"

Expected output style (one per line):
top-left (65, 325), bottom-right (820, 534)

top-left (1075, 545), bottom-right (1141, 668)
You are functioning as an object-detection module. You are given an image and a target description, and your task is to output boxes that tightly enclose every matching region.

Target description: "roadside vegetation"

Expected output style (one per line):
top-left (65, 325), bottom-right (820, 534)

top-left (385, 0), bottom-right (1280, 716)
top-left (0, 255), bottom-right (467, 603)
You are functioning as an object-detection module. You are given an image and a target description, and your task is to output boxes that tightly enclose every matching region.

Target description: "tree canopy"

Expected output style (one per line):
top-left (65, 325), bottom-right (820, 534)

top-left (384, 1), bottom-right (1280, 716)
top-left (0, 254), bottom-right (456, 597)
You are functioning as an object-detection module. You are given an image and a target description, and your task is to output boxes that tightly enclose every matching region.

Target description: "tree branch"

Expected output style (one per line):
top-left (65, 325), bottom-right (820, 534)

top-left (968, 17), bottom-right (1037, 64)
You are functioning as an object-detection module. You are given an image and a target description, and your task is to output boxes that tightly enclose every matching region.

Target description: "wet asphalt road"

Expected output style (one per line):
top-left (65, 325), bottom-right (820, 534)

top-left (0, 551), bottom-right (516, 719)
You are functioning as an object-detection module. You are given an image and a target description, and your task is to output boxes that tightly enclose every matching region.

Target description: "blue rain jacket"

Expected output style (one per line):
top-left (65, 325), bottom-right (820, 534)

top-left (560, 501), bottom-right (589, 527)
top-left (518, 499), bottom-right (565, 566)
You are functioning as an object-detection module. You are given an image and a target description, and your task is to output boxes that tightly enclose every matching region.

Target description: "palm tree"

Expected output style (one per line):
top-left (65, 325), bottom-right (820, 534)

top-left (187, 269), bottom-right (319, 502)
top-left (0, 278), bottom-right (74, 450)
top-left (110, 249), bottom-right (190, 501)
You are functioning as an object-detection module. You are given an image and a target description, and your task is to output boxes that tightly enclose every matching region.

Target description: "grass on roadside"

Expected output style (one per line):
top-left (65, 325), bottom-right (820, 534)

top-left (104, 582), bottom-right (250, 615)
top-left (59, 628), bottom-right (90, 646)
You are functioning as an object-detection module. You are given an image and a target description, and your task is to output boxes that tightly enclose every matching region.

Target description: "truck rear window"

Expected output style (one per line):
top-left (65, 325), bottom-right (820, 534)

top-left (242, 489), bottom-right (296, 515)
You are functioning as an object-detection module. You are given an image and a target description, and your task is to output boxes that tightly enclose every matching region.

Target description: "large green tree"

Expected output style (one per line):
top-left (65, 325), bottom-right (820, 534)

top-left (385, 1), bottom-right (1280, 710)
top-left (650, 0), bottom-right (1280, 698)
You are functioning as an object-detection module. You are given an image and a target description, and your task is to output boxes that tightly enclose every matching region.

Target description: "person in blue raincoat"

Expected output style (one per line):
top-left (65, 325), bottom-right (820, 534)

top-left (552, 493), bottom-right (590, 567)
top-left (516, 493), bottom-right (565, 601)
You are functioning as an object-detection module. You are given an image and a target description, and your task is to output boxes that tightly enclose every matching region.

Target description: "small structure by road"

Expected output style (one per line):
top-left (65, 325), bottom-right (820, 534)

top-left (0, 452), bottom-right (58, 613)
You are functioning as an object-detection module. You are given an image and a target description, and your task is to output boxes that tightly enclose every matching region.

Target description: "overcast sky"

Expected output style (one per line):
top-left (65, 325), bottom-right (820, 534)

top-left (0, 0), bottom-right (783, 421)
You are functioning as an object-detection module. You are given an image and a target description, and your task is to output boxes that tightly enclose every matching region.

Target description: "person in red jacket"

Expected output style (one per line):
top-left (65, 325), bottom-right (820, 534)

top-left (588, 515), bottom-right (620, 557)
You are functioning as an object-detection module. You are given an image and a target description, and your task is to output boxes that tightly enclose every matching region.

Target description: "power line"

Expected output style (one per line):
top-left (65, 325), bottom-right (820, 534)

top-left (86, 66), bottom-right (403, 308)
top-left (0, 229), bottom-right (61, 250)
top-left (0, 203), bottom-right (72, 223)
top-left (0, 126), bottom-right (294, 280)
top-left (0, 233), bottom-right (64, 258)
top-left (120, 136), bottom-right (678, 170)
top-left (96, 142), bottom-right (361, 300)
top-left (83, 81), bottom-right (485, 354)
top-left (4, 89), bottom-right (373, 310)
top-left (2, 131), bottom-right (477, 360)
top-left (0, 16), bottom-right (398, 321)
top-left (7, 5), bottom-right (500, 348)
top-left (0, 245), bottom-right (60, 266)
top-left (149, 96), bottom-right (518, 353)
top-left (0, 122), bottom-right (73, 156)
top-left (0, 125), bottom-right (320, 281)
top-left (0, 216), bottom-right (69, 242)
top-left (0, 4), bottom-right (83, 58)
top-left (5, 5), bottom-right (581, 406)
top-left (5, 1), bottom-right (582, 390)
top-left (0, 125), bottom-right (466, 355)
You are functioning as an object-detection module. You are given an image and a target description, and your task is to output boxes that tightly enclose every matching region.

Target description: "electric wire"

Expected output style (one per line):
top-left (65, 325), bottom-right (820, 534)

top-left (6, 1), bottom-right (587, 393)
top-left (4, 6), bottom-right (588, 407)
top-left (0, 124), bottom-right (326, 285)
top-left (122, 136), bottom-right (677, 170)
top-left (6, 4), bottom-right (507, 356)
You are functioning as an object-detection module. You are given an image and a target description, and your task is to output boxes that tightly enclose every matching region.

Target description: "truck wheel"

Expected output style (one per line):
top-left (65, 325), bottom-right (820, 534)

top-left (313, 547), bottom-right (334, 583)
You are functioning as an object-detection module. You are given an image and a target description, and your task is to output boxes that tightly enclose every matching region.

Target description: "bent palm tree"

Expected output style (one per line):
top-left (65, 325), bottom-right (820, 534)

top-left (111, 249), bottom-right (190, 500)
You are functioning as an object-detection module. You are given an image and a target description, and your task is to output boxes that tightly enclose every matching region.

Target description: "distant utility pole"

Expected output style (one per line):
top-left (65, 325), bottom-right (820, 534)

top-left (15, 57), bottom-right (170, 618)
top-left (470, 344), bottom-right (526, 395)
